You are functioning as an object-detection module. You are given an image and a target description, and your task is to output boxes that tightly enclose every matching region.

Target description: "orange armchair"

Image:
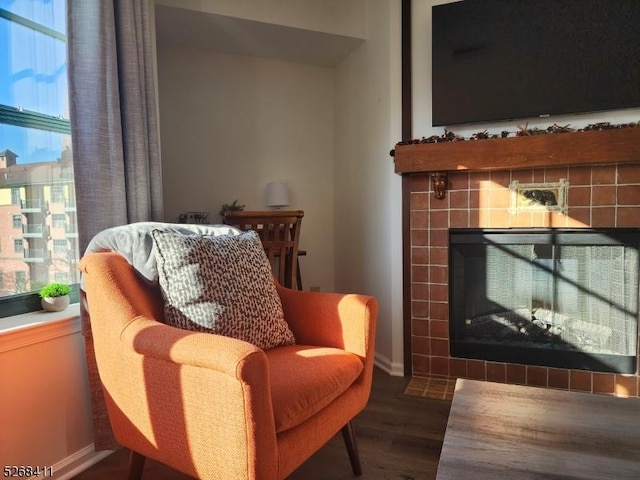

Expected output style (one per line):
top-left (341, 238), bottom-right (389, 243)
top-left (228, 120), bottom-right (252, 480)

top-left (80, 251), bottom-right (377, 479)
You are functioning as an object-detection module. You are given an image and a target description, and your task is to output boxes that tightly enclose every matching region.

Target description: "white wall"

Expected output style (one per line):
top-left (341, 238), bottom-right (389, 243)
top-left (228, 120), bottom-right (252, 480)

top-left (156, 0), bottom-right (405, 372)
top-left (333, 0), bottom-right (403, 375)
top-left (158, 48), bottom-right (336, 292)
top-left (155, 0), bottom-right (367, 39)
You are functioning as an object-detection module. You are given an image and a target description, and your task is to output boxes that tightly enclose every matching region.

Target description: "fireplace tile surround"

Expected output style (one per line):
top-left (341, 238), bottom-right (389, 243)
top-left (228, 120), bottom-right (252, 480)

top-left (408, 163), bottom-right (640, 398)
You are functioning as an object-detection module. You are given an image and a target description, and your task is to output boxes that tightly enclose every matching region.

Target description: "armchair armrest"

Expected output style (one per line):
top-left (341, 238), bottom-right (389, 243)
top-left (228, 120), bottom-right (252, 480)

top-left (121, 316), bottom-right (268, 379)
top-left (80, 251), bottom-right (279, 478)
top-left (100, 315), bottom-right (278, 479)
top-left (276, 285), bottom-right (378, 359)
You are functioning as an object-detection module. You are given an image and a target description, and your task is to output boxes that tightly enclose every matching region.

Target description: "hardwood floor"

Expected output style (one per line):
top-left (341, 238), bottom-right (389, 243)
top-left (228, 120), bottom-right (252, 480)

top-left (72, 368), bottom-right (451, 480)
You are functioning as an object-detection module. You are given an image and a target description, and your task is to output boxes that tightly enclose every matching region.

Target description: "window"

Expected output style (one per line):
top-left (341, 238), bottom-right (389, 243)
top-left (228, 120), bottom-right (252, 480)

top-left (12, 214), bottom-right (21, 228)
top-left (51, 213), bottom-right (65, 228)
top-left (50, 185), bottom-right (64, 203)
top-left (53, 238), bottom-right (66, 253)
top-left (0, 1), bottom-right (78, 317)
top-left (15, 271), bottom-right (26, 293)
top-left (54, 272), bottom-right (68, 283)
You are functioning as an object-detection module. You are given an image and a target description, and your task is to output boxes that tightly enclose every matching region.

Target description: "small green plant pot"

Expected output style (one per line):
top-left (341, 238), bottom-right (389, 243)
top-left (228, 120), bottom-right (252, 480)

top-left (41, 294), bottom-right (70, 312)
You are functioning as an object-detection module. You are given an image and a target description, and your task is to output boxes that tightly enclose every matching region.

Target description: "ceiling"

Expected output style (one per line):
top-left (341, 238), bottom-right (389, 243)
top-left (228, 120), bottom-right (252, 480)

top-left (154, 5), bottom-right (365, 68)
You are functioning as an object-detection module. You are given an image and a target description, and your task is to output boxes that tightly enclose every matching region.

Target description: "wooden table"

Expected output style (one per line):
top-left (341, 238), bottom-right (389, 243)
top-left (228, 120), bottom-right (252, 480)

top-left (436, 379), bottom-right (640, 479)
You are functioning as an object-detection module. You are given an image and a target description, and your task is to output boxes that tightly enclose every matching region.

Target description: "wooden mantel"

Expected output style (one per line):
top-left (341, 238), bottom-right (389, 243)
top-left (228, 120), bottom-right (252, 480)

top-left (394, 126), bottom-right (640, 174)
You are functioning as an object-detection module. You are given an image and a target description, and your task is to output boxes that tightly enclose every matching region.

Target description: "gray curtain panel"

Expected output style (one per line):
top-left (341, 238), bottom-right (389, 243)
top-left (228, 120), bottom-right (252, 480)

top-left (67, 0), bottom-right (164, 451)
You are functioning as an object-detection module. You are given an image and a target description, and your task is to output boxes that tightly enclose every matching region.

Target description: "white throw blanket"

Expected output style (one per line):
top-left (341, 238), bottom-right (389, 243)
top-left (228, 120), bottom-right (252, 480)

top-left (82, 221), bottom-right (241, 286)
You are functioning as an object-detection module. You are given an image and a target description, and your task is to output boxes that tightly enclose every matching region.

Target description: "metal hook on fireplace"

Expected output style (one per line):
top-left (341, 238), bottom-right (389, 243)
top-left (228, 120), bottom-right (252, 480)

top-left (431, 172), bottom-right (448, 200)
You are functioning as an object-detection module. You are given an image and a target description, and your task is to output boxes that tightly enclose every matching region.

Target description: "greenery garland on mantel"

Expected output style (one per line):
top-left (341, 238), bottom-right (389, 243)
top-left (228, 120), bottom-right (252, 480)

top-left (391, 120), bottom-right (640, 155)
top-left (391, 120), bottom-right (640, 198)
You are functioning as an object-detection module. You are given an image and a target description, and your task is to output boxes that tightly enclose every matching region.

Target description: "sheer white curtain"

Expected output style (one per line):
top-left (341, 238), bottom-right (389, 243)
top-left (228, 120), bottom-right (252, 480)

top-left (67, 0), bottom-right (163, 450)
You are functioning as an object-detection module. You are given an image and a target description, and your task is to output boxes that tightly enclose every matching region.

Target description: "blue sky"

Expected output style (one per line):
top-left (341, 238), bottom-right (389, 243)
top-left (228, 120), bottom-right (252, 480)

top-left (0, 0), bottom-right (68, 164)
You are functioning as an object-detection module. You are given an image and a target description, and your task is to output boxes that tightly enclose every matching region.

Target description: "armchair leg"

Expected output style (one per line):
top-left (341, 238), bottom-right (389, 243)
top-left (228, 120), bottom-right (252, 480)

top-left (341, 421), bottom-right (362, 476)
top-left (128, 450), bottom-right (146, 480)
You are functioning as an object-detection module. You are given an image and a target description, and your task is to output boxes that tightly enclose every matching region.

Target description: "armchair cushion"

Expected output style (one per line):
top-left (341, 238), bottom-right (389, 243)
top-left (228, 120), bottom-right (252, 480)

top-left (152, 229), bottom-right (295, 350)
top-left (266, 345), bottom-right (364, 432)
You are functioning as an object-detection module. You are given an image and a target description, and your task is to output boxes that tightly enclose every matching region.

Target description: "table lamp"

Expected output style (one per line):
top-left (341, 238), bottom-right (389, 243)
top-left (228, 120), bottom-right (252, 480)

top-left (265, 181), bottom-right (290, 209)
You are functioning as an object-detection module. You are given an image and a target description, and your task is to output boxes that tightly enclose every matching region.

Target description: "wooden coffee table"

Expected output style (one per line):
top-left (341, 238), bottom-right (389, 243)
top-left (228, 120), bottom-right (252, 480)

top-left (436, 379), bottom-right (640, 479)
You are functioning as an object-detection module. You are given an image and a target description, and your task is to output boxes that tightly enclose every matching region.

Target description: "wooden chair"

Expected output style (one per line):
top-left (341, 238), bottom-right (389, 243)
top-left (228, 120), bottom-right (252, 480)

top-left (224, 210), bottom-right (304, 289)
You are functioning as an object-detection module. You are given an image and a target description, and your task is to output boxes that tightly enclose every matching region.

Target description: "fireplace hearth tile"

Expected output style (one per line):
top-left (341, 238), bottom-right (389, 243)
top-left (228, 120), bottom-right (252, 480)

top-left (570, 370), bottom-right (592, 392)
top-left (449, 209), bottom-right (469, 227)
top-left (430, 319), bottom-right (448, 338)
top-left (618, 207), bottom-right (640, 227)
top-left (410, 191), bottom-right (429, 210)
top-left (412, 354), bottom-right (430, 375)
top-left (486, 362), bottom-right (506, 383)
top-left (593, 373), bottom-right (615, 395)
top-left (511, 169), bottom-right (534, 183)
top-left (449, 172), bottom-right (469, 191)
top-left (567, 208), bottom-right (590, 226)
top-left (490, 170), bottom-right (510, 186)
top-left (411, 229), bottom-right (428, 246)
top-left (548, 368), bottom-right (569, 389)
top-left (431, 356), bottom-right (450, 376)
top-left (411, 246), bottom-right (428, 265)
top-left (412, 265), bottom-right (428, 282)
top-left (430, 247), bottom-right (447, 265)
top-left (591, 206), bottom-right (616, 226)
top-left (430, 284), bottom-right (447, 302)
top-left (614, 375), bottom-right (638, 398)
top-left (450, 358), bottom-right (467, 378)
top-left (544, 167), bottom-right (569, 182)
top-left (569, 186), bottom-right (591, 206)
top-left (449, 190), bottom-right (468, 208)
top-left (617, 185), bottom-right (640, 205)
top-left (411, 283), bottom-right (428, 300)
top-left (592, 185), bottom-right (617, 205)
top-left (467, 360), bottom-right (486, 380)
top-left (506, 364), bottom-right (526, 384)
top-left (527, 366), bottom-right (548, 387)
top-left (430, 338), bottom-right (449, 357)
top-left (429, 265), bottom-right (448, 284)
top-left (411, 336), bottom-right (430, 356)
top-left (412, 318), bottom-right (429, 336)
top-left (411, 300), bottom-right (428, 318)
top-left (618, 164), bottom-right (640, 183)
top-left (403, 375), bottom-right (456, 401)
top-left (429, 303), bottom-right (448, 322)
top-left (568, 166), bottom-right (592, 185)
top-left (429, 229), bottom-right (448, 246)
top-left (592, 165), bottom-right (616, 185)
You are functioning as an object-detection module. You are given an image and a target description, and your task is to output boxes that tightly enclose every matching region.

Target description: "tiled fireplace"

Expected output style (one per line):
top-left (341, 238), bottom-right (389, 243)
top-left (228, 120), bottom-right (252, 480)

top-left (401, 134), bottom-right (640, 397)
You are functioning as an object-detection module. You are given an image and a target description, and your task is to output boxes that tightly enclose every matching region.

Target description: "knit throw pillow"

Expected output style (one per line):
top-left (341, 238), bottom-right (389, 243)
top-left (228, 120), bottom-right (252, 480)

top-left (151, 229), bottom-right (295, 350)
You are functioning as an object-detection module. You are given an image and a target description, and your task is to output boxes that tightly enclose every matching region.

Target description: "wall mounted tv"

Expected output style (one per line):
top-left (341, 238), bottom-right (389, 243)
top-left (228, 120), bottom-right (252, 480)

top-left (432, 0), bottom-right (640, 127)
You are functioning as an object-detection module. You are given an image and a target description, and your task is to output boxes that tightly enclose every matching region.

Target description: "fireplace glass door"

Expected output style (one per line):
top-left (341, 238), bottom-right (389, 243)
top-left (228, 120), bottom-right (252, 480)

top-left (449, 228), bottom-right (640, 373)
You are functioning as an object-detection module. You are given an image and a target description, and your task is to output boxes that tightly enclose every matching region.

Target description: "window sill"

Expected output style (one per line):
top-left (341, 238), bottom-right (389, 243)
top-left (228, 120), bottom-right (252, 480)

top-left (0, 303), bottom-right (81, 353)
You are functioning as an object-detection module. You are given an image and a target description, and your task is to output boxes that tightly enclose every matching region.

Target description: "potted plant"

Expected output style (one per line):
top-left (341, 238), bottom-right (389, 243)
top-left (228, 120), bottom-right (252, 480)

top-left (39, 282), bottom-right (71, 312)
top-left (219, 199), bottom-right (245, 220)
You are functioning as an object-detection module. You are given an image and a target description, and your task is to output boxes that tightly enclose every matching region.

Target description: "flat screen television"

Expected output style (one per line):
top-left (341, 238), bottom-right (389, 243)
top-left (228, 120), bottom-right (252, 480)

top-left (431, 0), bottom-right (640, 127)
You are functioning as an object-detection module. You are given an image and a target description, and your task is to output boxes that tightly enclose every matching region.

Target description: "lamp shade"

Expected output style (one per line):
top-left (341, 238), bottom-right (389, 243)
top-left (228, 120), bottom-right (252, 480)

top-left (265, 181), bottom-right (290, 208)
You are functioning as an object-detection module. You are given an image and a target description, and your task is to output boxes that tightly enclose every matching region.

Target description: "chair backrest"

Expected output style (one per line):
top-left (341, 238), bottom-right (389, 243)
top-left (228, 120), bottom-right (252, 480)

top-left (223, 210), bottom-right (304, 288)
